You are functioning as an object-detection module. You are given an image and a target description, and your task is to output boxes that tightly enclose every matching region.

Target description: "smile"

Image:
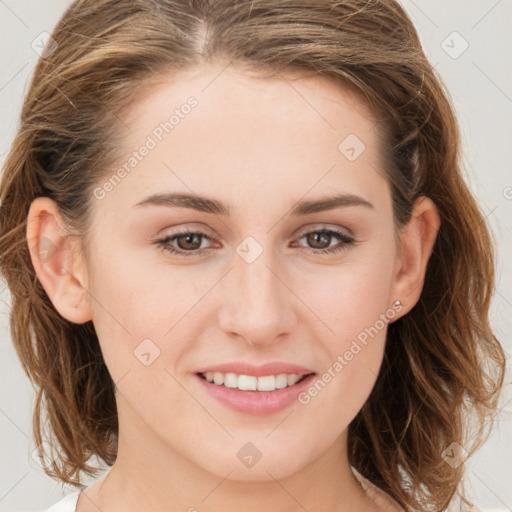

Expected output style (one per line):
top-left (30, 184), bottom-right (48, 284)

top-left (198, 371), bottom-right (311, 391)
top-left (195, 371), bottom-right (317, 415)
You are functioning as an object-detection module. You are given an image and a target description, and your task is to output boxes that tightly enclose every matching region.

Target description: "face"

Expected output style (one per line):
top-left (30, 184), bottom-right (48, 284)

top-left (74, 63), bottom-right (403, 480)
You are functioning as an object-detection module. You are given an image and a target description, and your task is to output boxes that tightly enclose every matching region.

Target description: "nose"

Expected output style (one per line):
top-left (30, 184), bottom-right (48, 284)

top-left (217, 245), bottom-right (297, 347)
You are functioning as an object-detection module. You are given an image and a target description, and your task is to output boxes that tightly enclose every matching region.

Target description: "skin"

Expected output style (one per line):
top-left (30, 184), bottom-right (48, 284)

top-left (26, 62), bottom-right (440, 512)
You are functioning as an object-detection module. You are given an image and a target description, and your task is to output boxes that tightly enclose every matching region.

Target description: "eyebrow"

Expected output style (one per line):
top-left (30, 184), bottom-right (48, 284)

top-left (132, 192), bottom-right (374, 216)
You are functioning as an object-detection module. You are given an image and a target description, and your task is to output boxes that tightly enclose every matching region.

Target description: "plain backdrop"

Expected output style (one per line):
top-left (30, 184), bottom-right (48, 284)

top-left (1, 1), bottom-right (511, 511)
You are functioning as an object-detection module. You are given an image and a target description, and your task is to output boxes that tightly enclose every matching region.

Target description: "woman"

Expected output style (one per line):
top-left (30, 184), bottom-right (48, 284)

top-left (0, 1), bottom-right (505, 511)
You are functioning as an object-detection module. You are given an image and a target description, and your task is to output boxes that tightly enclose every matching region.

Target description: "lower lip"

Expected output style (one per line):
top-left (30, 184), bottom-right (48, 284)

top-left (195, 373), bottom-right (316, 415)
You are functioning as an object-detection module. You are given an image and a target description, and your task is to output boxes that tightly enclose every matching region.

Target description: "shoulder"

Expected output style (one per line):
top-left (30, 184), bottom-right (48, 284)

top-left (351, 467), bottom-right (406, 512)
top-left (352, 468), bottom-right (486, 512)
top-left (39, 490), bottom-right (82, 512)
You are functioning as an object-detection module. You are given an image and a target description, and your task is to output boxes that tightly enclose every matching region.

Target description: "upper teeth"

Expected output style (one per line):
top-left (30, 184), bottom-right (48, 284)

top-left (203, 372), bottom-right (305, 391)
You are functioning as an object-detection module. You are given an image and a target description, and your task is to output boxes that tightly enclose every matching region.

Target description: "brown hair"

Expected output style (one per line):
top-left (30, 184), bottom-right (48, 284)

top-left (0, 1), bottom-right (506, 510)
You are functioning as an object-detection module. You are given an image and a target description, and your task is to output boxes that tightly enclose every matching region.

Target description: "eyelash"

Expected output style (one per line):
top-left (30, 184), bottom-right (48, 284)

top-left (154, 227), bottom-right (356, 257)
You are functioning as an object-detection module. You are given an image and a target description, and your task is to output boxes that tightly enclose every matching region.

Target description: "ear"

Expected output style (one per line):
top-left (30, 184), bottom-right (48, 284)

top-left (389, 196), bottom-right (441, 318)
top-left (26, 197), bottom-right (93, 324)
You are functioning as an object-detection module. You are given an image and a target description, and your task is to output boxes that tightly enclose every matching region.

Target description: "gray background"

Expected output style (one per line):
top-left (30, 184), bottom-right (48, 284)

top-left (1, 1), bottom-right (511, 511)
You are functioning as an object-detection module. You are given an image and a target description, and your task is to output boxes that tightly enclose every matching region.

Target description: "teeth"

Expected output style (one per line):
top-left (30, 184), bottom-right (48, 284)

top-left (202, 372), bottom-right (307, 391)
top-left (257, 375), bottom-right (275, 391)
top-left (287, 374), bottom-right (301, 386)
top-left (224, 373), bottom-right (238, 388)
top-left (238, 374), bottom-right (257, 390)
top-left (275, 374), bottom-right (288, 388)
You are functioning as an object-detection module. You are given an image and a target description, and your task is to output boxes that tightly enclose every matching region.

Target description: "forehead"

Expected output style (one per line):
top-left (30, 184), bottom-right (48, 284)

top-left (96, 63), bottom-right (389, 218)
top-left (126, 63), bottom-right (379, 139)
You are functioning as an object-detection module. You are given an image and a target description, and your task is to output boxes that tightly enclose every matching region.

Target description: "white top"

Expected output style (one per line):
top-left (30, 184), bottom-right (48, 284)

top-left (41, 490), bottom-right (82, 511)
top-left (41, 469), bottom-right (404, 511)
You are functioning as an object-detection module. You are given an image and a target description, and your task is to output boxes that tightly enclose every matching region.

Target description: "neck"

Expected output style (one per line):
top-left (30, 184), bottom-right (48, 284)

top-left (84, 401), bottom-right (375, 512)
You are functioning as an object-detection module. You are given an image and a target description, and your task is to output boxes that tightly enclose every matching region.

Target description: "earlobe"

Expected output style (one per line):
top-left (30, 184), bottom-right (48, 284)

top-left (26, 197), bottom-right (93, 324)
top-left (390, 196), bottom-right (441, 317)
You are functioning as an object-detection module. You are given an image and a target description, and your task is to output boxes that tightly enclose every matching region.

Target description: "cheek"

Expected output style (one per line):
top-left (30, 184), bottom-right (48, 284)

top-left (297, 269), bottom-right (392, 431)
top-left (294, 244), bottom-right (395, 415)
top-left (296, 334), bottom-right (385, 444)
top-left (87, 258), bottom-right (195, 434)
top-left (86, 242), bottom-right (214, 403)
top-left (298, 244), bottom-right (396, 342)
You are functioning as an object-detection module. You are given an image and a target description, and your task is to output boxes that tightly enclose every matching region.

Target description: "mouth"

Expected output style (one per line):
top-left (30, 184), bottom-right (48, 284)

top-left (196, 371), bottom-right (315, 392)
top-left (194, 370), bottom-right (317, 415)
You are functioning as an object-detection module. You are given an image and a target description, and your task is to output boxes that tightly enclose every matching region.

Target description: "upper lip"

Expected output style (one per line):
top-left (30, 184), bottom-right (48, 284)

top-left (195, 362), bottom-right (315, 377)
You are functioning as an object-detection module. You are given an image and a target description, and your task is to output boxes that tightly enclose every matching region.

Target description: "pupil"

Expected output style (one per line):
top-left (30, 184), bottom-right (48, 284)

top-left (179, 233), bottom-right (200, 250)
top-left (308, 232), bottom-right (329, 249)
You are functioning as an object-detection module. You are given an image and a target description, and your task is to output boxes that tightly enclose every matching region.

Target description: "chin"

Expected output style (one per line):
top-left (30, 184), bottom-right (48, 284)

top-left (184, 433), bottom-right (316, 482)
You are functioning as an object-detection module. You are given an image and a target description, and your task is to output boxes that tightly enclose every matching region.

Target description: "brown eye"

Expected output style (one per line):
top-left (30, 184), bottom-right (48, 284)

top-left (295, 228), bottom-right (355, 254)
top-left (305, 231), bottom-right (332, 250)
top-left (174, 232), bottom-right (204, 251)
top-left (155, 230), bottom-right (213, 256)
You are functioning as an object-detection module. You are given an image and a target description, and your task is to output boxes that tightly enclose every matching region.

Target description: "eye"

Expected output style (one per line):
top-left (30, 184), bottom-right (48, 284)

top-left (155, 228), bottom-right (213, 256)
top-left (293, 228), bottom-right (356, 254)
top-left (153, 226), bottom-right (356, 257)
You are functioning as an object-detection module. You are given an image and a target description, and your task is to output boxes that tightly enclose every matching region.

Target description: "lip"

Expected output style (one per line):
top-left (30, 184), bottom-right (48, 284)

top-left (194, 371), bottom-right (316, 416)
top-left (194, 361), bottom-right (314, 377)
